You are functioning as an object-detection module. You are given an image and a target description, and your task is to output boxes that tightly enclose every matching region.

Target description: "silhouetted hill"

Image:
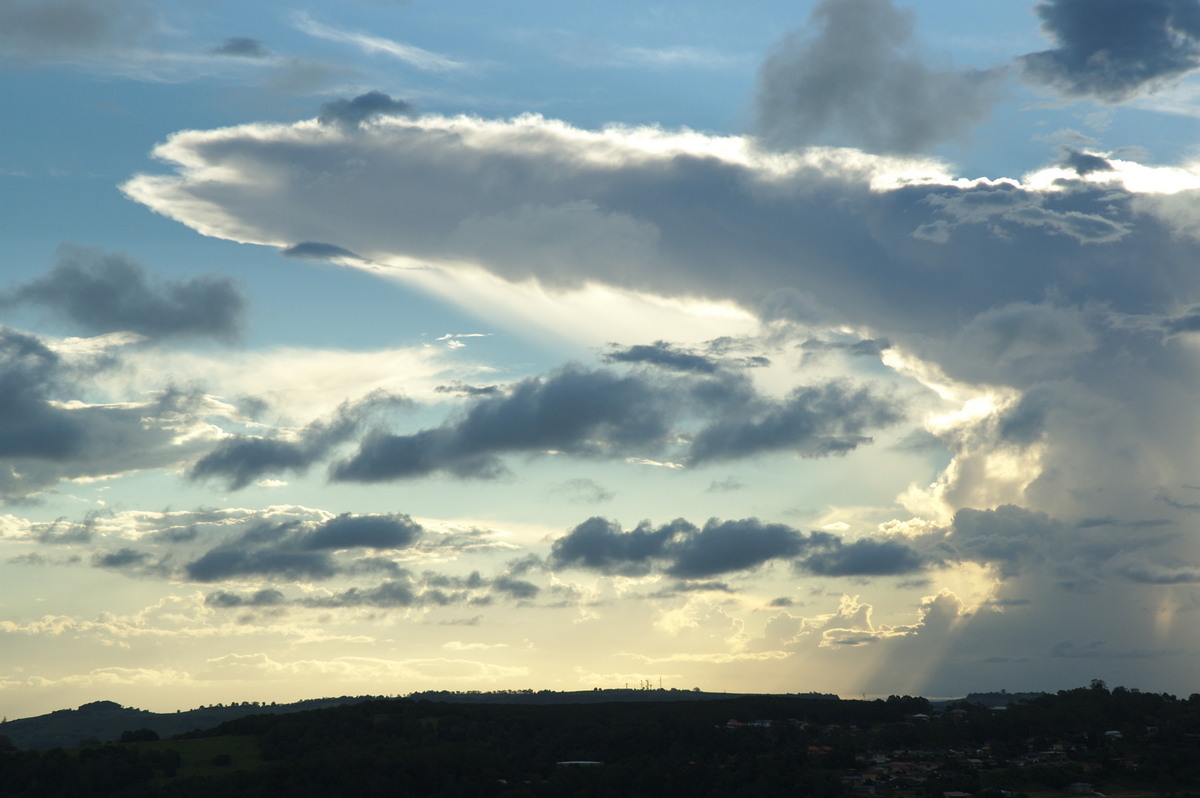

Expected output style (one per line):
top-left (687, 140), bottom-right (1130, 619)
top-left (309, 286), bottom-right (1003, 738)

top-left (2, 683), bottom-right (1200, 796)
top-left (0, 696), bottom-right (381, 750)
top-left (0, 690), bottom-right (835, 750)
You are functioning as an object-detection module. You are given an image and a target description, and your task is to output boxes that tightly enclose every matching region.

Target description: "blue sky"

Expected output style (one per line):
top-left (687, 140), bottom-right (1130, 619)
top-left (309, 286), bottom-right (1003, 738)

top-left (5, 0), bottom-right (1200, 719)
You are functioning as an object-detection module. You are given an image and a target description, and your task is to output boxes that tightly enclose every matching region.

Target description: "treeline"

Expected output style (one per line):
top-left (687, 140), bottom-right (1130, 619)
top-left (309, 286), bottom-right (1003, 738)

top-left (2, 683), bottom-right (1200, 796)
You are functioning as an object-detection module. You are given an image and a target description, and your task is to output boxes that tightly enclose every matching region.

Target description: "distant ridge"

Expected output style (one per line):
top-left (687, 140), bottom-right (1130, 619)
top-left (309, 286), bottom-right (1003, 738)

top-left (0, 696), bottom-right (381, 750)
top-left (0, 689), bottom-right (839, 749)
top-left (404, 688), bottom-right (840, 705)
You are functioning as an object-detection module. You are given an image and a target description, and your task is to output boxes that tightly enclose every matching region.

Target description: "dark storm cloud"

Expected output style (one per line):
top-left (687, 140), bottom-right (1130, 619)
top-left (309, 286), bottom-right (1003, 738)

top-left (205, 588), bottom-right (286, 608)
top-left (800, 538), bottom-right (929, 577)
top-left (549, 517), bottom-right (679, 577)
top-left (802, 337), bottom-right (892, 358)
top-left (182, 513), bottom-right (424, 582)
top-left (1020, 0), bottom-right (1200, 102)
top-left (666, 518), bottom-right (828, 579)
top-left (303, 579), bottom-right (419, 608)
top-left (0, 332), bottom-right (219, 500)
top-left (603, 341), bottom-right (719, 373)
top-left (296, 570), bottom-right (524, 608)
top-left (1161, 306), bottom-right (1200, 335)
top-left (0, 329), bottom-right (83, 460)
top-left (331, 366), bottom-right (671, 483)
top-left (1113, 561), bottom-right (1200, 584)
top-left (303, 512), bottom-right (422, 550)
top-left (189, 391), bottom-right (409, 490)
top-left (435, 382), bottom-right (501, 397)
top-left (279, 242), bottom-right (367, 262)
top-left (755, 0), bottom-right (1006, 154)
top-left (211, 37), bottom-right (268, 58)
top-left (947, 505), bottom-right (1063, 577)
top-left (92, 548), bottom-right (151, 569)
top-left (997, 386), bottom-right (1053, 445)
top-left (318, 91), bottom-right (416, 127)
top-left (550, 516), bottom-right (875, 579)
top-left (491, 575), bottom-right (540, 600)
top-left (91, 546), bottom-right (170, 577)
top-left (0, 246), bottom-right (244, 341)
top-left (332, 365), bottom-right (899, 484)
top-left (0, 0), bottom-right (157, 61)
top-left (687, 383), bottom-right (902, 464)
top-left (1062, 149), bottom-right (1114, 176)
top-left (185, 544), bottom-right (336, 583)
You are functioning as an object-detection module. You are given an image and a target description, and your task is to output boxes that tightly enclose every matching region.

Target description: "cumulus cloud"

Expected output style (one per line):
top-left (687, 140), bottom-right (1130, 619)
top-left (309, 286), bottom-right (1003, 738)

top-left (687, 382), bottom-right (901, 464)
top-left (331, 365), bottom-right (669, 482)
top-left (116, 95), bottom-right (1200, 682)
top-left (123, 112), bottom-right (1192, 346)
top-left (330, 364), bottom-right (897, 484)
top-left (800, 538), bottom-right (930, 577)
top-left (0, 246), bottom-right (245, 341)
top-left (1020, 0), bottom-right (1200, 102)
top-left (754, 0), bottom-right (1006, 154)
top-left (549, 515), bottom-right (930, 580)
top-left (189, 391), bottom-right (410, 490)
top-left (0, 329), bottom-right (223, 499)
top-left (318, 91), bottom-right (416, 127)
top-left (603, 341), bottom-right (720, 373)
top-left (183, 513), bottom-right (424, 582)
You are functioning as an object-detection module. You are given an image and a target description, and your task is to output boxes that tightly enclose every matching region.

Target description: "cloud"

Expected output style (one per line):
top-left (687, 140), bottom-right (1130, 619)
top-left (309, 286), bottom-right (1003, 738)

top-left (189, 391), bottom-right (409, 490)
top-left (1020, 0), bottom-right (1200, 102)
top-left (293, 12), bottom-right (464, 72)
top-left (0, 0), bottom-right (158, 62)
top-left (0, 246), bottom-right (244, 341)
top-left (303, 513), bottom-right (422, 551)
top-left (603, 341), bottom-right (719, 373)
top-left (331, 365), bottom-right (669, 482)
top-left (1062, 148), bottom-right (1115, 176)
top-left (754, 0), bottom-right (1006, 154)
top-left (0, 330), bottom-right (223, 499)
top-left (330, 364), bottom-right (898, 483)
top-left (945, 505), bottom-right (1063, 578)
top-left (666, 518), bottom-right (829, 579)
top-left (210, 37), bottom-right (269, 58)
top-left (279, 242), bottom-right (369, 262)
top-left (549, 515), bottom-right (926, 580)
top-left (549, 478), bottom-right (615, 505)
top-left (183, 512), bottom-right (423, 582)
top-left (549, 516), bottom-right (683, 577)
top-left (317, 91), bottom-right (416, 128)
top-left (124, 112), bottom-right (1183, 343)
top-left (0, 329), bottom-right (84, 461)
top-left (121, 104), bottom-right (1200, 608)
top-left (800, 538), bottom-right (930, 577)
top-left (205, 588), bottom-right (286, 608)
top-left (687, 382), bottom-right (902, 464)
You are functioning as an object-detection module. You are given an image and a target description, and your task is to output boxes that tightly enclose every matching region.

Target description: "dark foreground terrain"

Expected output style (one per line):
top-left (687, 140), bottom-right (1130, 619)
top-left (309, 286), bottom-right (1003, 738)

top-left (1, 682), bottom-right (1199, 796)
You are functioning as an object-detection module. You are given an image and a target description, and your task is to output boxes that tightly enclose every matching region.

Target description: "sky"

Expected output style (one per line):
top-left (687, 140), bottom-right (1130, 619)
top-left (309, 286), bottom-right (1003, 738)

top-left (5, 0), bottom-right (1200, 719)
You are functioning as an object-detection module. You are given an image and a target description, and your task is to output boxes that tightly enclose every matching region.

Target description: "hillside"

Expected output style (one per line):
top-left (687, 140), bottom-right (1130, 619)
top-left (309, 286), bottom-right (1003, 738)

top-left (0, 696), bottom-right (381, 751)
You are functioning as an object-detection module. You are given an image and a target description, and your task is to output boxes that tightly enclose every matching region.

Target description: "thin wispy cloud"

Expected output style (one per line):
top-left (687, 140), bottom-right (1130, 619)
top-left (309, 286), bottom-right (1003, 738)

top-left (292, 11), bottom-right (465, 72)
